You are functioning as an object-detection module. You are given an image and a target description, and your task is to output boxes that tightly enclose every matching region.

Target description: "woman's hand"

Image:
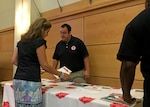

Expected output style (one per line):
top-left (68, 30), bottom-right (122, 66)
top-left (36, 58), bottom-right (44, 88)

top-left (41, 69), bottom-right (46, 74)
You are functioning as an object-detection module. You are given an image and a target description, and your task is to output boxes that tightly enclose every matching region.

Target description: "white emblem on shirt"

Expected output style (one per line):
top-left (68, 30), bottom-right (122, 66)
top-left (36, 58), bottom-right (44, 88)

top-left (71, 46), bottom-right (76, 50)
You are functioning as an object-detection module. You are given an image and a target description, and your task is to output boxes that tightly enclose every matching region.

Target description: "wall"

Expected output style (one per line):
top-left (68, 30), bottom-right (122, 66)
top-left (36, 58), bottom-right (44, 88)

top-left (42, 0), bottom-right (145, 89)
top-left (0, 0), bottom-right (15, 30)
top-left (0, 27), bottom-right (14, 82)
top-left (40, 0), bottom-right (81, 12)
top-left (0, 0), bottom-right (42, 30)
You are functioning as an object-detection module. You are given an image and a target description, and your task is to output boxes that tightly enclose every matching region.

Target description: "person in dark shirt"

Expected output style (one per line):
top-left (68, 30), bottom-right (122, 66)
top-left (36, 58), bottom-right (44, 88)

top-left (117, 0), bottom-right (150, 106)
top-left (53, 24), bottom-right (90, 83)
top-left (11, 18), bottom-right (69, 107)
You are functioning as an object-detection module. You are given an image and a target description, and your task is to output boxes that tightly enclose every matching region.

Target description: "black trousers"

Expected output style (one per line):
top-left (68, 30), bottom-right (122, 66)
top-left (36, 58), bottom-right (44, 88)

top-left (143, 78), bottom-right (150, 107)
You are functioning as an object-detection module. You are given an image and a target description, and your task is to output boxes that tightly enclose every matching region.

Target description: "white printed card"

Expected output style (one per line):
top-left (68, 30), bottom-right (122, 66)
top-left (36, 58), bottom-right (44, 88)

top-left (54, 66), bottom-right (72, 79)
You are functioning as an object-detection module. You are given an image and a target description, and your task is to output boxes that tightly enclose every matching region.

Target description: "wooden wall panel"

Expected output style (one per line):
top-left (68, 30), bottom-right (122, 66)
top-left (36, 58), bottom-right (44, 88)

top-left (46, 23), bottom-right (62, 49)
top-left (1, 30), bottom-right (14, 51)
top-left (1, 52), bottom-right (13, 69)
top-left (42, 0), bottom-right (143, 20)
top-left (84, 4), bottom-right (144, 45)
top-left (92, 0), bottom-right (126, 4)
top-left (41, 72), bottom-right (55, 80)
top-left (87, 44), bottom-right (143, 80)
top-left (123, 5), bottom-right (145, 24)
top-left (41, 48), bottom-right (56, 79)
top-left (0, 35), bottom-right (2, 69)
top-left (87, 44), bottom-right (120, 77)
top-left (0, 35), bottom-right (2, 51)
top-left (0, 52), bottom-right (2, 69)
top-left (41, 48), bottom-right (54, 79)
top-left (0, 27), bottom-right (14, 82)
top-left (0, 69), bottom-right (13, 81)
top-left (65, 18), bottom-right (84, 41)
top-left (46, 49), bottom-right (54, 65)
top-left (87, 77), bottom-right (121, 88)
top-left (87, 77), bottom-right (143, 89)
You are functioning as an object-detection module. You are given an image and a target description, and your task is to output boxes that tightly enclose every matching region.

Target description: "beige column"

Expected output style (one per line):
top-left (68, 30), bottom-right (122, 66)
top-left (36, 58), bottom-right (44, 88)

top-left (13, 0), bottom-right (31, 75)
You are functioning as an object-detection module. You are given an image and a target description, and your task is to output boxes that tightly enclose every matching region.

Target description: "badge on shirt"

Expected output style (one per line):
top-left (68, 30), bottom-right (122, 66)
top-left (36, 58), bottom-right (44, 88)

top-left (71, 46), bottom-right (76, 50)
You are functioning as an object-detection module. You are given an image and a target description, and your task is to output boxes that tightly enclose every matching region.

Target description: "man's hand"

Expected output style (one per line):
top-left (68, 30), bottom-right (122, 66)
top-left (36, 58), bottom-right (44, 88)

top-left (84, 70), bottom-right (90, 78)
top-left (41, 69), bottom-right (45, 74)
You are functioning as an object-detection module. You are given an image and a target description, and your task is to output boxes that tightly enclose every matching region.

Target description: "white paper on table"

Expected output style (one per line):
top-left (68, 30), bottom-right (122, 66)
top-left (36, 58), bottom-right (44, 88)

top-left (131, 89), bottom-right (144, 99)
top-left (54, 66), bottom-right (72, 79)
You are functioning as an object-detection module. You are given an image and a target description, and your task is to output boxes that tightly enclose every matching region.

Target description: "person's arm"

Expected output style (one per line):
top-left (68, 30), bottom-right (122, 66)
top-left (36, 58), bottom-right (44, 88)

top-left (11, 47), bottom-right (18, 66)
top-left (36, 45), bottom-right (68, 80)
top-left (120, 60), bottom-right (138, 104)
top-left (53, 59), bottom-right (58, 69)
top-left (83, 56), bottom-right (90, 78)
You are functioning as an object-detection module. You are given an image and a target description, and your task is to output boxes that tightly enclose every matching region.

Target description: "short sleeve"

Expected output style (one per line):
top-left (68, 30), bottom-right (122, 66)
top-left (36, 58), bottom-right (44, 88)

top-left (53, 44), bottom-right (59, 60)
top-left (117, 24), bottom-right (141, 62)
top-left (17, 41), bottom-right (20, 47)
top-left (117, 8), bottom-right (150, 62)
top-left (35, 39), bottom-right (47, 49)
top-left (78, 40), bottom-right (89, 58)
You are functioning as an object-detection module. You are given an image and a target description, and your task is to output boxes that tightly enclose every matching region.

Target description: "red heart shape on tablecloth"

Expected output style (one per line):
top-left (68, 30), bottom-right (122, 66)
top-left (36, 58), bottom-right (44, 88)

top-left (2, 101), bottom-right (10, 107)
top-left (42, 89), bottom-right (47, 94)
top-left (56, 92), bottom-right (68, 99)
top-left (90, 84), bottom-right (95, 86)
top-left (79, 96), bottom-right (95, 104)
top-left (110, 102), bottom-right (128, 107)
top-left (50, 83), bottom-right (58, 86)
top-left (66, 86), bottom-right (76, 89)
top-left (10, 85), bottom-right (13, 89)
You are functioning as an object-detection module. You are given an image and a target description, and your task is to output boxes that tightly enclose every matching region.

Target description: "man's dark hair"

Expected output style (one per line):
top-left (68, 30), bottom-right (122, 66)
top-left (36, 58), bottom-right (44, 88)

top-left (61, 24), bottom-right (71, 32)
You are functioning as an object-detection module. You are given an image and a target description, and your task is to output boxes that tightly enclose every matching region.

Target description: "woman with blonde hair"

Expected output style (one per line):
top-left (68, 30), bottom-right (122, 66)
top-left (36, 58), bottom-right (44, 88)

top-left (11, 18), bottom-right (69, 107)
